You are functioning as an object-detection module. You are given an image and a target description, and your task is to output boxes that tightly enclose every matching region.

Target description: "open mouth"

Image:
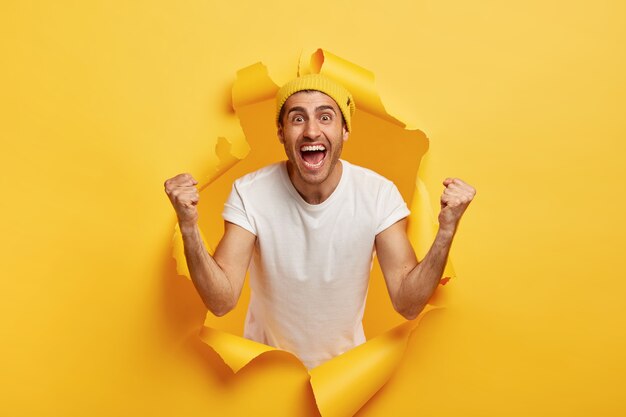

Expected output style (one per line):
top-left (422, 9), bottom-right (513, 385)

top-left (300, 144), bottom-right (327, 169)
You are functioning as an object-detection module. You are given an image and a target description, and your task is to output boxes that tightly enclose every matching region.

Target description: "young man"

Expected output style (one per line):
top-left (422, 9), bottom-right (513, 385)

top-left (164, 74), bottom-right (476, 369)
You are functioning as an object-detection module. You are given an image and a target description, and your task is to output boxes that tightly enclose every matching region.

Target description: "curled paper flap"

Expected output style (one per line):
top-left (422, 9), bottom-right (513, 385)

top-left (171, 48), bottom-right (454, 417)
top-left (197, 137), bottom-right (246, 192)
top-left (300, 49), bottom-right (404, 126)
top-left (309, 307), bottom-right (435, 417)
top-left (199, 326), bottom-right (278, 373)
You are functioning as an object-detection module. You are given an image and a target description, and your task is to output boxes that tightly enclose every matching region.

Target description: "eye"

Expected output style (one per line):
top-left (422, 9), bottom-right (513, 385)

top-left (320, 114), bottom-right (332, 122)
top-left (292, 115), bottom-right (305, 123)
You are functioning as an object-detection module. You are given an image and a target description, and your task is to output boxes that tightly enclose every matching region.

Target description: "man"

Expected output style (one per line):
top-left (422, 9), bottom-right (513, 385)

top-left (164, 74), bottom-right (475, 369)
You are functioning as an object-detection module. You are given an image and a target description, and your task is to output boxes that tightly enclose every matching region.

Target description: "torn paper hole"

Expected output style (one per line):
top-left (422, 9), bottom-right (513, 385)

top-left (171, 48), bottom-right (455, 417)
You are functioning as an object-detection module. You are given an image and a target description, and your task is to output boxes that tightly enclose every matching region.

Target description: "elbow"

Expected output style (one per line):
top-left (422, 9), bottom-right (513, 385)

top-left (396, 306), bottom-right (419, 321)
top-left (207, 304), bottom-right (233, 317)
top-left (213, 310), bottom-right (230, 317)
top-left (204, 298), bottom-right (236, 317)
top-left (393, 298), bottom-right (425, 321)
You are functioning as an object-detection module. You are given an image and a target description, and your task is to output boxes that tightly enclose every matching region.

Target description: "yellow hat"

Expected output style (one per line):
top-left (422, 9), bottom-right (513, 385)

top-left (275, 74), bottom-right (356, 132)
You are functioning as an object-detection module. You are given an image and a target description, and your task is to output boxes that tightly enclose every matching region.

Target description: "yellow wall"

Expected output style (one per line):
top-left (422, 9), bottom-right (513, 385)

top-left (1, 0), bottom-right (625, 415)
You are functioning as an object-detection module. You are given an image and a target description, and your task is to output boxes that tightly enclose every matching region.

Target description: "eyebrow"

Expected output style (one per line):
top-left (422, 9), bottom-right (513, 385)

top-left (287, 105), bottom-right (338, 115)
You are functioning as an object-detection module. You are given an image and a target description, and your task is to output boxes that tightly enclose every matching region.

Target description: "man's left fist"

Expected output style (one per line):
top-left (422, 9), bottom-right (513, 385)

top-left (439, 178), bottom-right (476, 232)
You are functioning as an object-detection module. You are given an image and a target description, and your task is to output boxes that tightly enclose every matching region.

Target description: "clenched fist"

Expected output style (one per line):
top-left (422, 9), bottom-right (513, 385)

top-left (439, 178), bottom-right (476, 232)
top-left (164, 173), bottom-right (200, 226)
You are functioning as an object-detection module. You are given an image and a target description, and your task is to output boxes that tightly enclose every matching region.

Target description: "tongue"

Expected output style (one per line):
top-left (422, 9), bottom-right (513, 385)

top-left (302, 150), bottom-right (324, 165)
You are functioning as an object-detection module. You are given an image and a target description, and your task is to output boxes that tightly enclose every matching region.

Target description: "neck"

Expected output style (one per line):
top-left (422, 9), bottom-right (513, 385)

top-left (287, 160), bottom-right (343, 205)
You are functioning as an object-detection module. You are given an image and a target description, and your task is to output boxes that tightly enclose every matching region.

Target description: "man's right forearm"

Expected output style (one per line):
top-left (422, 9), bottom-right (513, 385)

top-left (180, 223), bottom-right (235, 316)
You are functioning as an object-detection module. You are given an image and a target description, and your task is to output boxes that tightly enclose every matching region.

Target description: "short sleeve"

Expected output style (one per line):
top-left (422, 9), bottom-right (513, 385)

top-left (222, 182), bottom-right (257, 236)
top-left (375, 181), bottom-right (411, 235)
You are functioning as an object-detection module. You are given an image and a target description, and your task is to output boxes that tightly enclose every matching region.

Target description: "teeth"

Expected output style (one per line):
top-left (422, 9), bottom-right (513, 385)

top-left (303, 159), bottom-right (325, 168)
top-left (301, 145), bottom-right (326, 152)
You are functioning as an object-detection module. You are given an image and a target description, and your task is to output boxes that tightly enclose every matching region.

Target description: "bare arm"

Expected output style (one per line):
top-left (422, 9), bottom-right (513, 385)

top-left (375, 178), bottom-right (476, 320)
top-left (180, 221), bottom-right (255, 316)
top-left (376, 220), bottom-right (454, 319)
top-left (165, 173), bottom-right (255, 316)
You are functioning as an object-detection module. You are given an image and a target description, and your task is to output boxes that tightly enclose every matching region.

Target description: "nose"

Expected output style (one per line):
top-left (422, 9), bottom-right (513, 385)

top-left (304, 120), bottom-right (322, 139)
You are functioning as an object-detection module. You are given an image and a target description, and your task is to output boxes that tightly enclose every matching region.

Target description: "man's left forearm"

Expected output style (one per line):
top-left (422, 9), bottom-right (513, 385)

top-left (381, 177), bottom-right (475, 320)
top-left (396, 226), bottom-right (455, 320)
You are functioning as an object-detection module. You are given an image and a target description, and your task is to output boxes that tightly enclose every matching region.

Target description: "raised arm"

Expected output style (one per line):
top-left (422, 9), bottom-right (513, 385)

top-left (375, 178), bottom-right (475, 320)
top-left (164, 173), bottom-right (256, 316)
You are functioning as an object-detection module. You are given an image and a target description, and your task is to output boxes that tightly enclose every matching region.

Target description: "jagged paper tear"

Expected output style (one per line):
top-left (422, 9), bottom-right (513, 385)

top-left (171, 48), bottom-right (455, 417)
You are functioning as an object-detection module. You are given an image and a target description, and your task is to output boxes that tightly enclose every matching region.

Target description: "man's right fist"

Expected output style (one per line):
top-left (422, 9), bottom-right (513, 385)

top-left (164, 173), bottom-right (200, 226)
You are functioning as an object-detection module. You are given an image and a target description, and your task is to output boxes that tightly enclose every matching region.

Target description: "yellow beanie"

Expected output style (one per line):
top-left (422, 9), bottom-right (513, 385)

top-left (275, 74), bottom-right (356, 132)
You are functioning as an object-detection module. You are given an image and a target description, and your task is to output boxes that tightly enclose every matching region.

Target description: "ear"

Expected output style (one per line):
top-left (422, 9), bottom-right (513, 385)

top-left (342, 125), bottom-right (349, 142)
top-left (277, 126), bottom-right (285, 144)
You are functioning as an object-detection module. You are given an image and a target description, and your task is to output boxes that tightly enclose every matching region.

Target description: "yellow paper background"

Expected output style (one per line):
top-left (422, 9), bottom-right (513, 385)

top-left (2, 1), bottom-right (625, 416)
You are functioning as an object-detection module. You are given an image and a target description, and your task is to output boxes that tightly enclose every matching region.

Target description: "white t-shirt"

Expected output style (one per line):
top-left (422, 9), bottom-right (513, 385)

top-left (222, 160), bottom-right (410, 369)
